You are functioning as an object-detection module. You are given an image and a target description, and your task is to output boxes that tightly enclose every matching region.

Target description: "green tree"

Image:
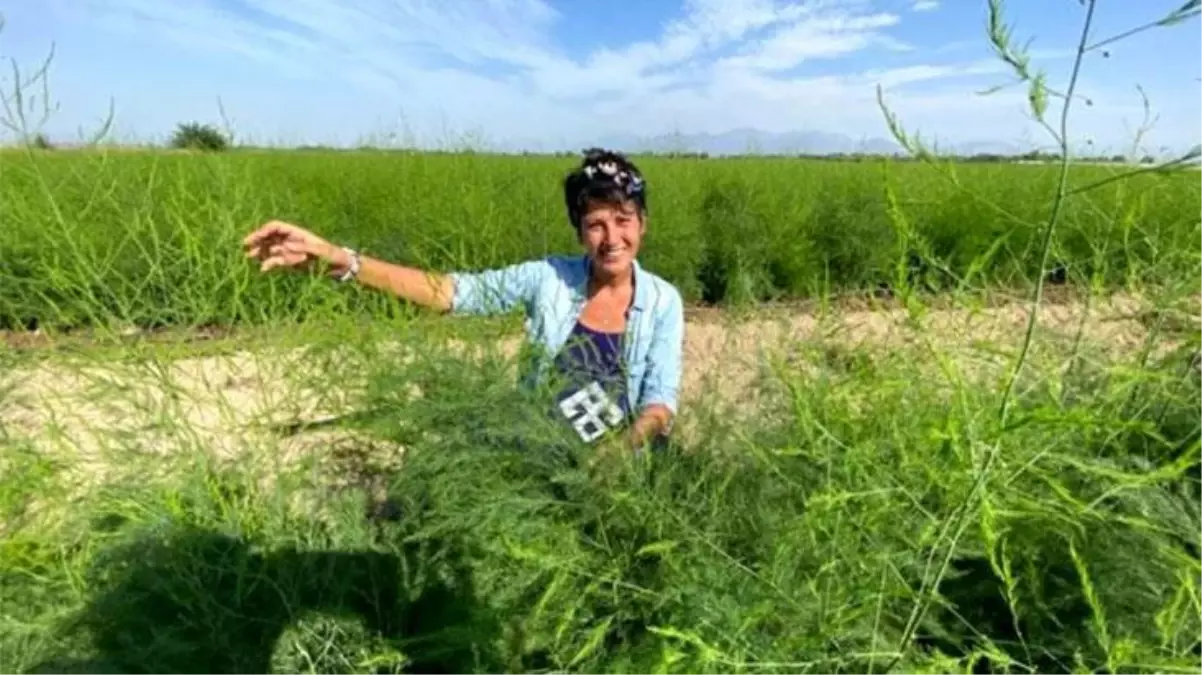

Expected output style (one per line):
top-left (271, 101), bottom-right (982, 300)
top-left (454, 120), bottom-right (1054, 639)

top-left (169, 122), bottom-right (229, 151)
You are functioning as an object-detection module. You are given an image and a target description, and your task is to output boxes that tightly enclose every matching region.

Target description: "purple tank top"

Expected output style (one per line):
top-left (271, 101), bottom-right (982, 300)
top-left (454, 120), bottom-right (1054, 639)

top-left (552, 321), bottom-right (631, 444)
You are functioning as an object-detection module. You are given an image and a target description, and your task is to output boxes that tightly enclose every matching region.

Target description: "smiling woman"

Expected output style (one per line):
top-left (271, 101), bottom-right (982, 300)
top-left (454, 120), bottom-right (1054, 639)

top-left (242, 148), bottom-right (684, 454)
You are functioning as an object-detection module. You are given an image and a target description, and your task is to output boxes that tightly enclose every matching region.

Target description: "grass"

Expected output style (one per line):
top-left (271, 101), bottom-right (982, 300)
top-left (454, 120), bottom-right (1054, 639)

top-left (0, 149), bottom-right (1198, 332)
top-left (1, 304), bottom-right (1199, 674)
top-left (2, 0), bottom-right (1200, 672)
top-left (2, 157), bottom-right (1200, 673)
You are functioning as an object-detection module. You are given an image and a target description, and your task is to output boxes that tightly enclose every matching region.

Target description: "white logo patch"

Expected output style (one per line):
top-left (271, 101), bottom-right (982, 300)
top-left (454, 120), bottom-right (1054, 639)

top-left (558, 381), bottom-right (624, 443)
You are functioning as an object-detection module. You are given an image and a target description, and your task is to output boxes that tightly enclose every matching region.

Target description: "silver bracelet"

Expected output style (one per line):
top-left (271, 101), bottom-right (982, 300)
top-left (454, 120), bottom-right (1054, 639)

top-left (335, 247), bottom-right (361, 282)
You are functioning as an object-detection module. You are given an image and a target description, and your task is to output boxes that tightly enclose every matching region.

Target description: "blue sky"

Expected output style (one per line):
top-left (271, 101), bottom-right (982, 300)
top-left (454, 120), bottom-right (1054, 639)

top-left (2, 0), bottom-right (1199, 154)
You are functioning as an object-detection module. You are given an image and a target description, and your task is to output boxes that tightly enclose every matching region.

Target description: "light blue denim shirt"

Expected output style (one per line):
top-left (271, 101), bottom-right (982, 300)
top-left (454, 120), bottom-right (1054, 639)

top-left (448, 254), bottom-right (684, 417)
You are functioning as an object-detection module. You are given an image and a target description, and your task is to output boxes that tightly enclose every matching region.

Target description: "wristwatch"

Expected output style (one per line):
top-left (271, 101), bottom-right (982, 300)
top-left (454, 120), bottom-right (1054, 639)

top-left (335, 247), bottom-right (361, 282)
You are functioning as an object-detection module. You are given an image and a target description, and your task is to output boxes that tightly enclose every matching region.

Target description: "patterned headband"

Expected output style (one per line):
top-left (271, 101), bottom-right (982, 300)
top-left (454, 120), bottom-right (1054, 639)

top-left (581, 156), bottom-right (645, 199)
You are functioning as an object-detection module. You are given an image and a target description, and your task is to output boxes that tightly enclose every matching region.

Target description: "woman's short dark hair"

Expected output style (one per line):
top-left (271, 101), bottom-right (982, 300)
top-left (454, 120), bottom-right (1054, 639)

top-left (563, 147), bottom-right (647, 230)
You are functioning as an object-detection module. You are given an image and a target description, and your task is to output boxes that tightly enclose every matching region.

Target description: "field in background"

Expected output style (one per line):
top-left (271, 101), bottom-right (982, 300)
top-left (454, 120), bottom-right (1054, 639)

top-left (1, 144), bottom-right (1200, 674)
top-left (1, 149), bottom-right (1198, 332)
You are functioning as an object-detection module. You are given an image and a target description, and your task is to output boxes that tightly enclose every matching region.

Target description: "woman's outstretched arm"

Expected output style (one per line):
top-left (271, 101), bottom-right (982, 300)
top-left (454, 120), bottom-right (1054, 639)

top-left (346, 254), bottom-right (456, 312)
top-left (243, 220), bottom-right (455, 311)
top-left (243, 219), bottom-right (541, 316)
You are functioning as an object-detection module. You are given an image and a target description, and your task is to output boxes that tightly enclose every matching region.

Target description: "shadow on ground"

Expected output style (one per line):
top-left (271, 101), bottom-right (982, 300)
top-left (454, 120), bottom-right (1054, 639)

top-left (26, 520), bottom-right (499, 674)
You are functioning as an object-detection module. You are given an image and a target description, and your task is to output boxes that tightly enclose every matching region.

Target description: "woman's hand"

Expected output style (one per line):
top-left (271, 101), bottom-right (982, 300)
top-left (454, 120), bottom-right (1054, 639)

top-left (629, 404), bottom-right (672, 451)
top-left (242, 220), bottom-right (456, 310)
top-left (243, 220), bottom-right (348, 274)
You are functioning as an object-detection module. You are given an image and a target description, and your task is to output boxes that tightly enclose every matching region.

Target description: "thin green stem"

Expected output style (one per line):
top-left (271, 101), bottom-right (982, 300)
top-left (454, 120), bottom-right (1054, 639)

top-left (997, 0), bottom-right (1098, 425)
top-left (883, 2), bottom-right (1100, 670)
top-left (1085, 2), bottom-right (1202, 53)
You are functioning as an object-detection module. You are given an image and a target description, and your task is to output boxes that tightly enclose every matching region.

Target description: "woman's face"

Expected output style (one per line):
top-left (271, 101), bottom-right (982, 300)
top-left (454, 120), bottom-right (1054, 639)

top-left (578, 198), bottom-right (644, 281)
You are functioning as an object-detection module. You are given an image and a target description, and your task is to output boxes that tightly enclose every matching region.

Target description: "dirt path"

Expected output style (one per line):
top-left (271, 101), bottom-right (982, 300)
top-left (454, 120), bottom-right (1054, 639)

top-left (0, 292), bottom-right (1192, 492)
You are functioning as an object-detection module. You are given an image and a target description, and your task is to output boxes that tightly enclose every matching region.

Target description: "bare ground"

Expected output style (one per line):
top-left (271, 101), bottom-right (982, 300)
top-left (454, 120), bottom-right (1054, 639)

top-left (0, 292), bottom-right (1194, 506)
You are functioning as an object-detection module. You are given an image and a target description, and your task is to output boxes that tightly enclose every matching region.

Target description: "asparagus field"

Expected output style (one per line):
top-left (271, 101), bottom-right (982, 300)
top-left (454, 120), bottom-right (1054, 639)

top-left (1, 150), bottom-right (1198, 331)
top-left (1, 148), bottom-right (1200, 674)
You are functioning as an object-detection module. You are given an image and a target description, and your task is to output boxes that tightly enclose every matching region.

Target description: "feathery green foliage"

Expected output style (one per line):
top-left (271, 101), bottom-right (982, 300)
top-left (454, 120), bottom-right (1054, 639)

top-left (0, 149), bottom-right (1198, 332)
top-left (1, 1), bottom-right (1199, 673)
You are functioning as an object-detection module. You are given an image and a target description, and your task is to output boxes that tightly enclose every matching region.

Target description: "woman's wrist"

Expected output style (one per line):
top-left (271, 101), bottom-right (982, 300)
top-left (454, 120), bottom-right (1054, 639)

top-left (324, 242), bottom-right (351, 271)
top-left (318, 242), bottom-right (361, 281)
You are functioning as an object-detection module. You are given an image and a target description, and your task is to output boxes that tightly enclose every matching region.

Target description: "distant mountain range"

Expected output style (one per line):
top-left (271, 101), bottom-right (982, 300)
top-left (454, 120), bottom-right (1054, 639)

top-left (593, 127), bottom-right (1026, 157)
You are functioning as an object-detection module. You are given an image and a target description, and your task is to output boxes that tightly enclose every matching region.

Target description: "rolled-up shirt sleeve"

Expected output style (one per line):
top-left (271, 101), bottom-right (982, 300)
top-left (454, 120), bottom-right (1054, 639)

top-left (448, 259), bottom-right (546, 317)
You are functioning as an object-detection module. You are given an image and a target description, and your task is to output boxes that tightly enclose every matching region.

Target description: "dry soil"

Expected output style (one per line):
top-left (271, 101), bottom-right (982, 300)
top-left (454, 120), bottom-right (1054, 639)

top-left (0, 293), bottom-right (1192, 499)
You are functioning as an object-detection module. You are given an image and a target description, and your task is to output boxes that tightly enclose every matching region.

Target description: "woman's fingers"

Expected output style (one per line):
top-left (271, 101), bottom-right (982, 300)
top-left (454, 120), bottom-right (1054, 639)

top-left (260, 255), bottom-right (290, 272)
top-left (267, 240), bottom-right (308, 256)
top-left (243, 220), bottom-right (328, 275)
top-left (243, 220), bottom-right (295, 248)
top-left (259, 249), bottom-right (305, 271)
top-left (246, 236), bottom-right (312, 273)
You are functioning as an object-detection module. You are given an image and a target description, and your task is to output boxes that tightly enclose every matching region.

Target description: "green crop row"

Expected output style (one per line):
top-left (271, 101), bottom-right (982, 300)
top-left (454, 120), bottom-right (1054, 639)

top-left (4, 316), bottom-right (1199, 673)
top-left (1, 149), bottom-right (1198, 331)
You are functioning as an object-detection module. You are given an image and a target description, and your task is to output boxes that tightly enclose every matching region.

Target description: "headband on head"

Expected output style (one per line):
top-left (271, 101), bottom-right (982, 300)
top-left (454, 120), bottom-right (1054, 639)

top-left (579, 148), bottom-right (645, 199)
top-left (564, 148), bottom-right (647, 229)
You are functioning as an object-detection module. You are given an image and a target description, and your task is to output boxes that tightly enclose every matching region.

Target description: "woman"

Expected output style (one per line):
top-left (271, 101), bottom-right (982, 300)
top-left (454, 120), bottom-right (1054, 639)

top-left (243, 148), bottom-right (684, 455)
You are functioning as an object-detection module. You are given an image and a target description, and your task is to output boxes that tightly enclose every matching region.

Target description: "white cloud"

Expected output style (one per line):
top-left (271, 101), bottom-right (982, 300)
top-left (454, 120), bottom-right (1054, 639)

top-left (911, 1), bottom-right (939, 12)
top-left (16, 0), bottom-right (1199, 153)
top-left (717, 11), bottom-right (902, 71)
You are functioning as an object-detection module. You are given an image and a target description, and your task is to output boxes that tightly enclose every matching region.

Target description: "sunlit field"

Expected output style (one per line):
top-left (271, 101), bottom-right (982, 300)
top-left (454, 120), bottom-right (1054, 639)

top-left (2, 140), bottom-right (1199, 674)
top-left (1, 150), bottom-right (1199, 331)
top-left (2, 2), bottom-right (1201, 672)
